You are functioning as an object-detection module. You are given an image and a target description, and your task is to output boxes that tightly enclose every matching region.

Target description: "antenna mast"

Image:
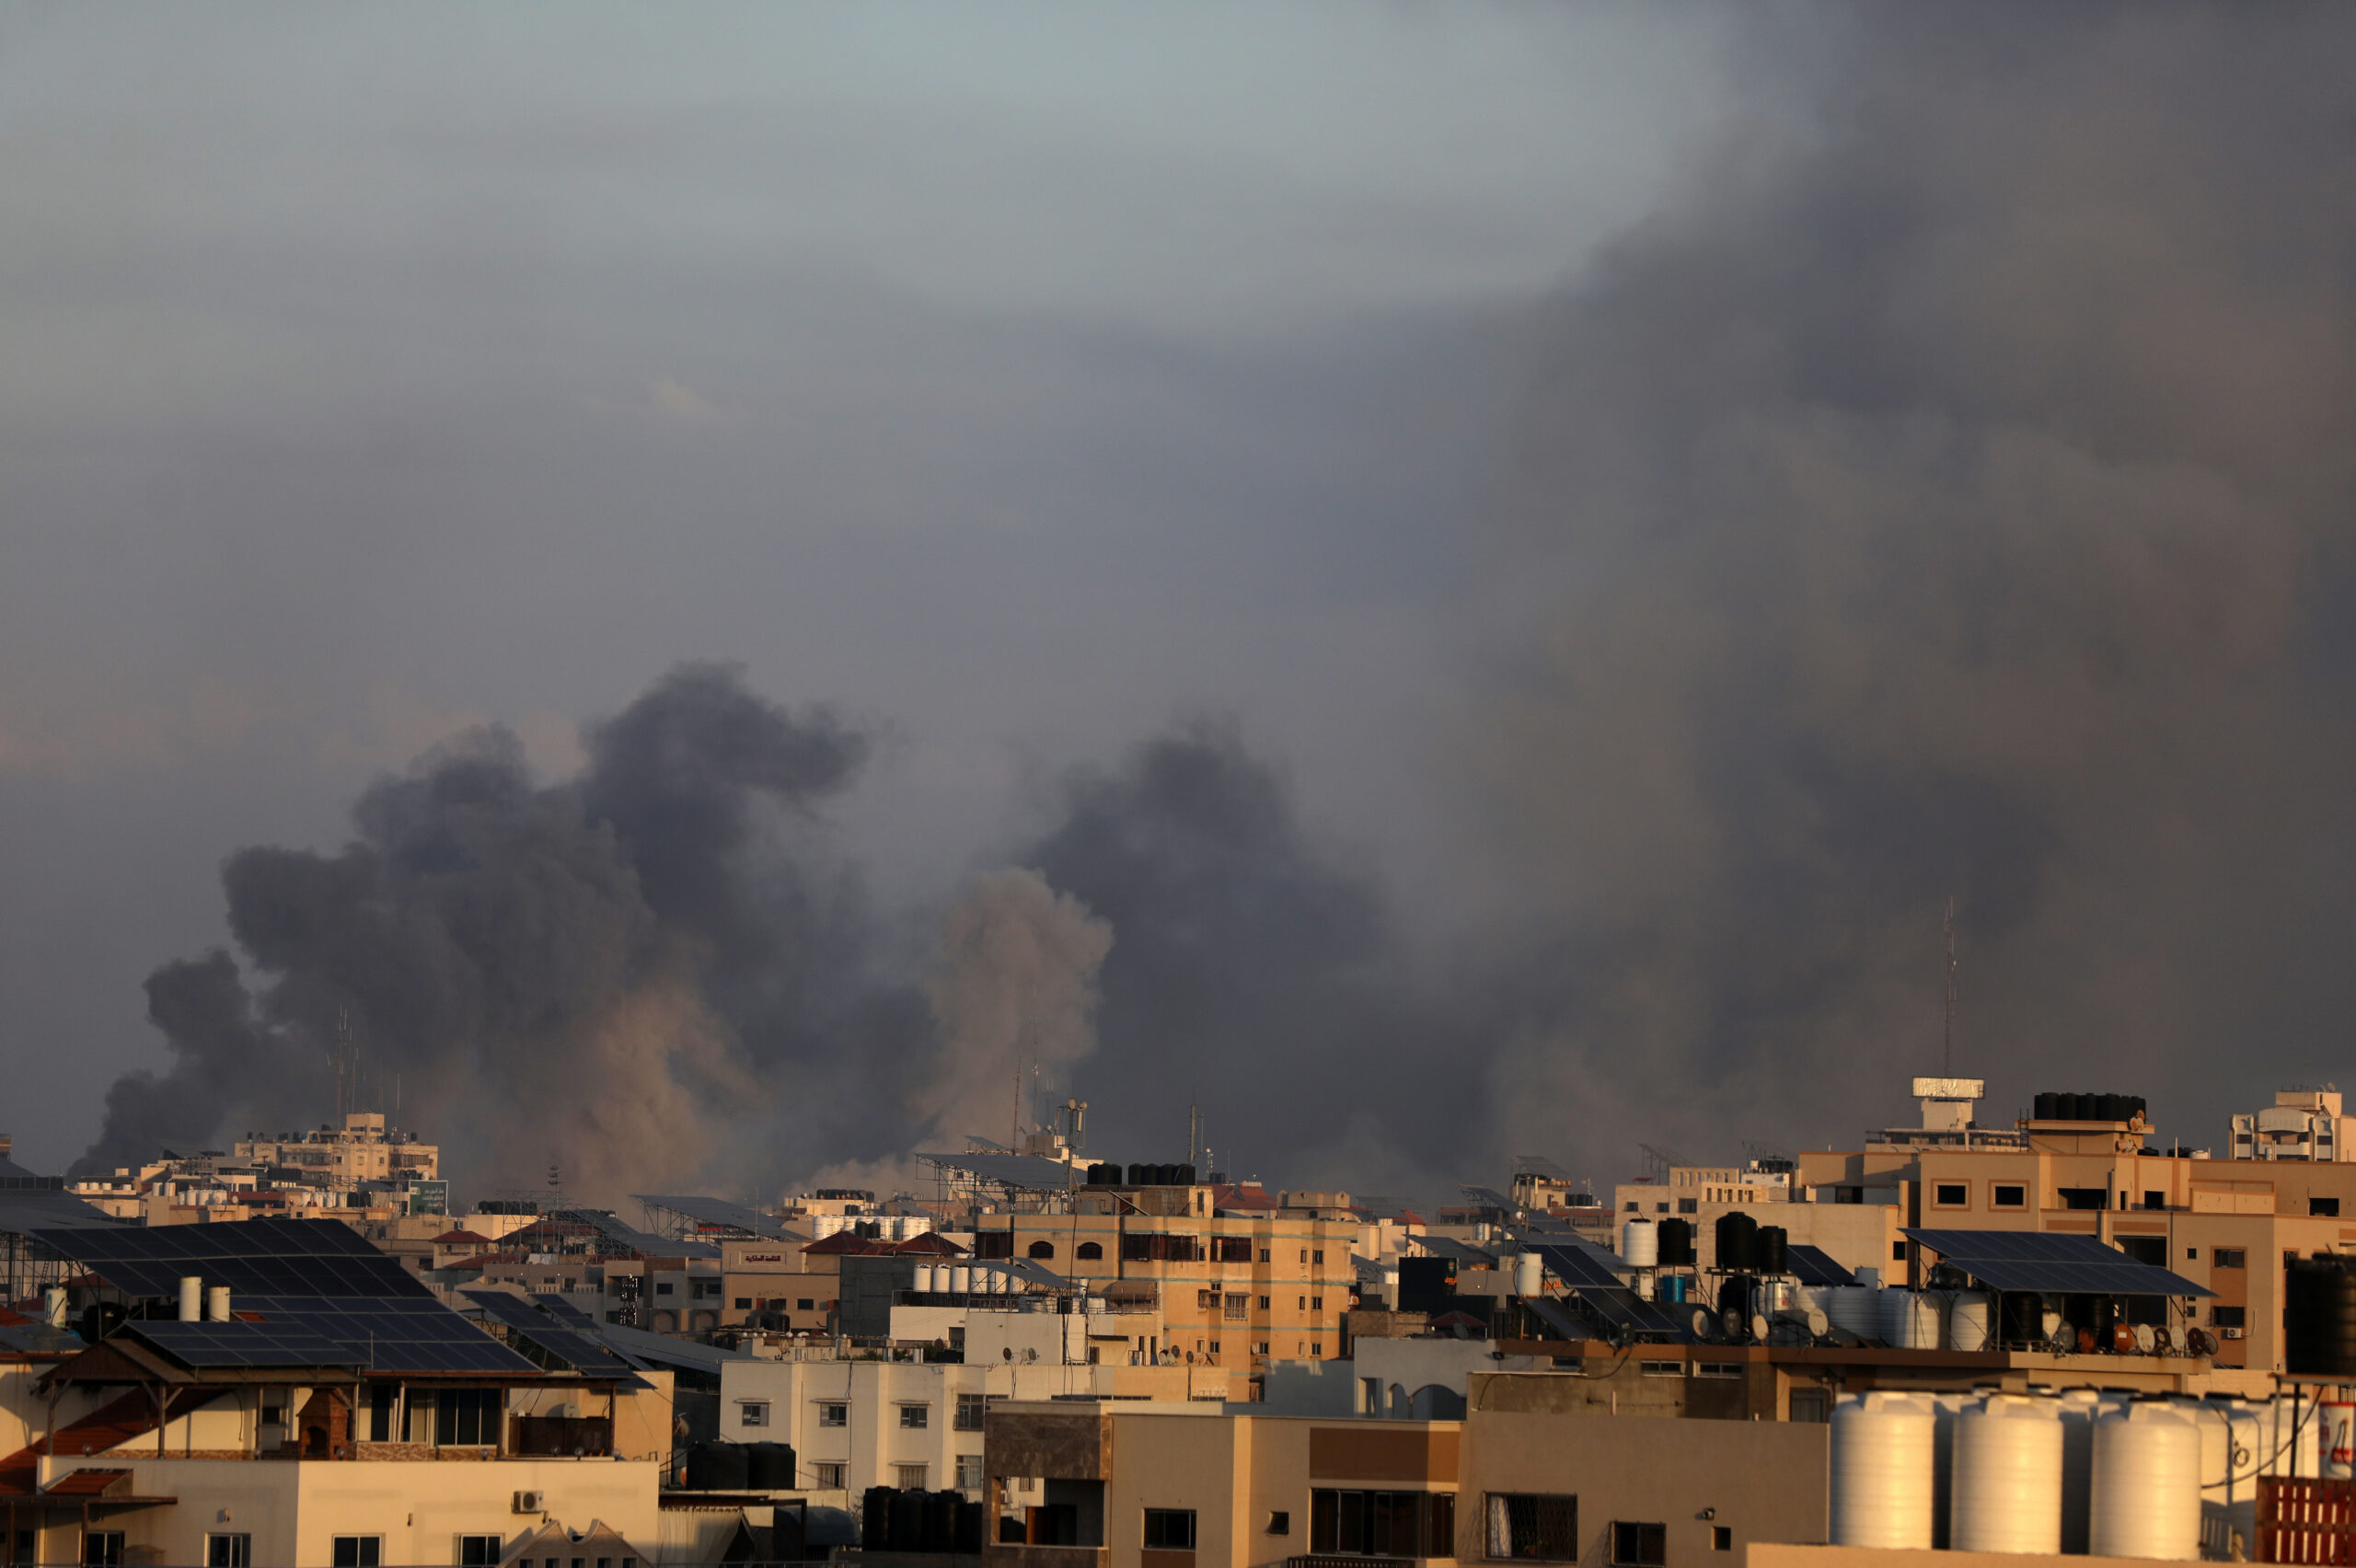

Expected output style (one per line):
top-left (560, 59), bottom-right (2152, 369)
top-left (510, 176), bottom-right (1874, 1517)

top-left (1943, 896), bottom-right (1958, 1076)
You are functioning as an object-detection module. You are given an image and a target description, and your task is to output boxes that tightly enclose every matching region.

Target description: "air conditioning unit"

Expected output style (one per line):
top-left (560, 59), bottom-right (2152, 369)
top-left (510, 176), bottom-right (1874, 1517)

top-left (2221, 1328), bottom-right (2246, 1340)
top-left (513, 1491), bottom-right (545, 1514)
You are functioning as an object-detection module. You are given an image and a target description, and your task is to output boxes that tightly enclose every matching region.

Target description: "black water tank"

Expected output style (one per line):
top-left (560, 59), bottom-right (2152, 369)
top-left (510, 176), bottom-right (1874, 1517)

top-left (1716, 1274), bottom-right (1754, 1319)
top-left (955, 1499), bottom-right (987, 1553)
top-left (690, 1441), bottom-right (750, 1491)
top-left (1127, 1162), bottom-right (1148, 1185)
top-left (1178, 1162), bottom-right (1197, 1185)
top-left (2002, 1293), bottom-right (2045, 1346)
top-left (890, 1489), bottom-right (927, 1551)
top-left (2126, 1095), bottom-right (2147, 1122)
top-left (924, 1490), bottom-right (959, 1552)
top-left (1715, 1211), bottom-right (1758, 1272)
top-left (1754, 1225), bottom-right (1788, 1277)
top-left (2034, 1092), bottom-right (2057, 1120)
top-left (773, 1504), bottom-right (808, 1562)
top-left (747, 1440), bottom-right (797, 1491)
top-left (2098, 1093), bottom-right (2124, 1123)
top-left (1657, 1217), bottom-right (1694, 1267)
top-left (862, 1488), bottom-right (895, 1550)
top-left (2287, 1259), bottom-right (2356, 1378)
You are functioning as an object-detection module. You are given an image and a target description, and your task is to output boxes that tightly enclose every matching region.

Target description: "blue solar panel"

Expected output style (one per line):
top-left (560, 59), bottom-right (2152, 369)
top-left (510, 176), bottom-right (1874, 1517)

top-left (1786, 1244), bottom-right (1857, 1286)
top-left (1902, 1229), bottom-right (2214, 1297)
top-left (32, 1216), bottom-right (425, 1301)
top-left (462, 1291), bottom-right (647, 1380)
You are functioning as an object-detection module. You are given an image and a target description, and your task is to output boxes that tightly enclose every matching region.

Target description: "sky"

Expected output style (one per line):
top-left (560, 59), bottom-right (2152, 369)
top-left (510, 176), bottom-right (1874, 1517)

top-left (6, 5), bottom-right (2353, 1209)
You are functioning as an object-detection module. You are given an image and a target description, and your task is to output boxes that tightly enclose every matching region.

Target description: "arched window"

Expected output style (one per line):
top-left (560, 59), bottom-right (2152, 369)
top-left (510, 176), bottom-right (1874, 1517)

top-left (1027, 1240), bottom-right (1057, 1260)
top-left (1077, 1241), bottom-right (1103, 1261)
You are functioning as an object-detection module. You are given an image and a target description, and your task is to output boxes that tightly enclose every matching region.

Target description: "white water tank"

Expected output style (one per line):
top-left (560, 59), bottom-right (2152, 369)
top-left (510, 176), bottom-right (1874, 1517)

top-left (1826, 1286), bottom-right (1877, 1339)
top-left (43, 1288), bottom-right (65, 1328)
top-left (1853, 1265), bottom-right (1882, 1290)
top-left (2324, 1399), bottom-right (2356, 1479)
top-left (1831, 1391), bottom-right (1935, 1548)
top-left (1621, 1220), bottom-right (1657, 1270)
top-left (2092, 1402), bottom-right (2201, 1560)
top-left (206, 1286), bottom-right (231, 1321)
top-left (2058, 1389), bottom-right (2102, 1554)
top-left (1881, 1288), bottom-right (1942, 1349)
top-left (1930, 1391), bottom-right (1972, 1549)
top-left (1953, 1394), bottom-right (2064, 1554)
top-left (1947, 1290), bottom-right (1993, 1352)
top-left (914, 1264), bottom-right (937, 1294)
top-left (950, 1265), bottom-right (971, 1295)
top-left (179, 1276), bottom-right (202, 1323)
top-left (1515, 1251), bottom-right (1544, 1296)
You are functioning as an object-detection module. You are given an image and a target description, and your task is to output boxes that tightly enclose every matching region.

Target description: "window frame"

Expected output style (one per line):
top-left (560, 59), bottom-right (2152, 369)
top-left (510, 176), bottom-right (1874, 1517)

top-left (84, 1533), bottom-right (125, 1568)
top-left (2214, 1248), bottom-right (2246, 1269)
top-left (1932, 1182), bottom-right (1969, 1209)
top-left (817, 1401), bottom-right (849, 1428)
top-left (457, 1535), bottom-right (503, 1567)
top-left (954, 1393), bottom-right (987, 1432)
top-left (1991, 1183), bottom-right (2027, 1209)
top-left (1143, 1509), bottom-right (1198, 1551)
top-left (814, 1461), bottom-right (847, 1490)
top-left (898, 1401), bottom-right (930, 1429)
top-left (1484, 1493), bottom-right (1577, 1562)
top-left (738, 1400), bottom-right (769, 1428)
top-left (206, 1534), bottom-right (254, 1568)
top-left (331, 1538), bottom-right (384, 1568)
top-left (1609, 1520), bottom-right (1667, 1567)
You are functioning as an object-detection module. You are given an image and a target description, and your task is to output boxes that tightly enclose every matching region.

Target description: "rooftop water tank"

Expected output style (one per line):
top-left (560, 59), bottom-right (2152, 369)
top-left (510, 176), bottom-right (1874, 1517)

top-left (914, 1263), bottom-right (937, 1294)
top-left (1826, 1285), bottom-right (1877, 1339)
top-left (1753, 1225), bottom-right (1788, 1277)
top-left (1715, 1211), bottom-right (1759, 1272)
top-left (2058, 1389), bottom-right (2102, 1554)
top-left (2091, 1402), bottom-right (2200, 1561)
top-left (950, 1265), bottom-right (971, 1295)
top-left (1831, 1392), bottom-right (1934, 1548)
top-left (2288, 1259), bottom-right (2356, 1379)
top-left (1657, 1217), bottom-right (1695, 1267)
top-left (1953, 1394), bottom-right (2064, 1554)
top-left (1514, 1251), bottom-right (1543, 1297)
top-left (1947, 1290), bottom-right (1993, 1353)
top-left (1881, 1288), bottom-right (1942, 1350)
top-left (1622, 1218), bottom-right (1657, 1269)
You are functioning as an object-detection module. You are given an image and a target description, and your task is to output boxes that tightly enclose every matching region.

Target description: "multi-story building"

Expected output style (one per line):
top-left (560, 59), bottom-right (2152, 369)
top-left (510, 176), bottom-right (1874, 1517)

top-left (235, 1112), bottom-right (440, 1189)
top-left (968, 1181), bottom-right (1356, 1378)
top-left (2232, 1086), bottom-right (2353, 1162)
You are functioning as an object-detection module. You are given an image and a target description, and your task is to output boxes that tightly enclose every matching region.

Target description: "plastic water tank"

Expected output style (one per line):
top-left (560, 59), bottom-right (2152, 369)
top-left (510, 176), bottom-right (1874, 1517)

top-left (2324, 1398), bottom-right (2356, 1479)
top-left (950, 1265), bottom-right (972, 1295)
top-left (1622, 1218), bottom-right (1658, 1269)
top-left (1826, 1285), bottom-right (1877, 1339)
top-left (1657, 1217), bottom-right (1695, 1267)
top-left (1753, 1225), bottom-right (1788, 1277)
top-left (1853, 1265), bottom-right (1882, 1290)
top-left (1947, 1290), bottom-right (1993, 1352)
top-left (914, 1263), bottom-right (936, 1294)
top-left (1715, 1211), bottom-right (1759, 1271)
top-left (1514, 1251), bottom-right (1544, 1297)
top-left (1952, 1394), bottom-right (2064, 1554)
top-left (2057, 1389), bottom-right (2101, 1554)
top-left (1881, 1288), bottom-right (1942, 1349)
top-left (1831, 1392), bottom-right (1935, 1548)
top-left (2091, 1402), bottom-right (2201, 1560)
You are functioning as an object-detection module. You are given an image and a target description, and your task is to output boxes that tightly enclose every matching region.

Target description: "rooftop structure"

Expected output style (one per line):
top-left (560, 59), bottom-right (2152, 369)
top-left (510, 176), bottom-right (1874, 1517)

top-left (2232, 1087), bottom-right (2351, 1162)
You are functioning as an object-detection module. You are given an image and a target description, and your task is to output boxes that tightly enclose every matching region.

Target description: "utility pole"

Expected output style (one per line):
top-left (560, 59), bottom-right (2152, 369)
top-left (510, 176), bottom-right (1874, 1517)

top-left (1943, 896), bottom-right (1958, 1077)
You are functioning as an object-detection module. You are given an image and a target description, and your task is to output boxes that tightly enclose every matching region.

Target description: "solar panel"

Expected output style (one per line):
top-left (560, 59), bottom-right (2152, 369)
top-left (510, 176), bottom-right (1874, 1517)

top-left (1532, 1243), bottom-right (1629, 1288)
top-left (633, 1194), bottom-right (799, 1243)
top-left (30, 1216), bottom-right (427, 1301)
top-left (1786, 1244), bottom-right (1858, 1287)
top-left (461, 1291), bottom-right (647, 1380)
top-left (1902, 1228), bottom-right (2215, 1297)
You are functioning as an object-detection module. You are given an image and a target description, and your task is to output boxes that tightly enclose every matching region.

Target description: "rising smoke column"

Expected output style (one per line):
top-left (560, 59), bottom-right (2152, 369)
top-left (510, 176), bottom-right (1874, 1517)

top-left (75, 663), bottom-right (928, 1200)
top-left (1467, 6), bottom-right (2356, 1159)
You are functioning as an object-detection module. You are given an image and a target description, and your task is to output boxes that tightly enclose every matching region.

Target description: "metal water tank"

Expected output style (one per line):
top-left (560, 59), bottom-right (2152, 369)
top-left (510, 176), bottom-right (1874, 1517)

top-left (1880, 1288), bottom-right (1942, 1349)
top-left (1514, 1251), bottom-right (1544, 1297)
top-left (1947, 1290), bottom-right (1993, 1352)
top-left (1831, 1392), bottom-right (1935, 1548)
top-left (2091, 1402), bottom-right (2201, 1560)
top-left (1622, 1218), bottom-right (1658, 1269)
top-left (1952, 1394), bottom-right (2064, 1554)
top-left (2323, 1398), bottom-right (2356, 1479)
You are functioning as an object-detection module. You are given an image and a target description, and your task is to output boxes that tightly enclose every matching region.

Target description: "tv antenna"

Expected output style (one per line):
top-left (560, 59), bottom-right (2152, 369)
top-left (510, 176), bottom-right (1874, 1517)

top-left (1942, 895), bottom-right (1958, 1076)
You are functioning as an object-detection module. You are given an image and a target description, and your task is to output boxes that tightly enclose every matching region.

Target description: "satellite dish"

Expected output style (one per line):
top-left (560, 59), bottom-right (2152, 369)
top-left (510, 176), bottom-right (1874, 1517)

top-left (1001, 1346), bottom-right (1013, 1362)
top-left (2132, 1323), bottom-right (2156, 1355)
top-left (1749, 1312), bottom-right (1771, 1344)
top-left (1690, 1308), bottom-right (1714, 1340)
top-left (1720, 1306), bottom-right (1744, 1342)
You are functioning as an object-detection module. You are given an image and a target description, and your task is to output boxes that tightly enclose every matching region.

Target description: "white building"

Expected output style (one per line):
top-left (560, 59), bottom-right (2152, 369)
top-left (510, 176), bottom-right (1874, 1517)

top-left (2233, 1087), bottom-right (2354, 1162)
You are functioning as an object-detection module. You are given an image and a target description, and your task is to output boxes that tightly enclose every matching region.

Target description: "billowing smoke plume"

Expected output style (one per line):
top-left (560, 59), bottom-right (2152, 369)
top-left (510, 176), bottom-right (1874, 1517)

top-left (76, 663), bottom-right (930, 1200)
top-left (915, 868), bottom-right (1114, 1148)
top-left (1465, 6), bottom-right (2356, 1159)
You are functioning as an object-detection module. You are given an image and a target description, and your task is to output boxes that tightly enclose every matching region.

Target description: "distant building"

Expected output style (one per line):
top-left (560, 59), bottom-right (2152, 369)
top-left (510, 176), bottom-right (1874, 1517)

top-left (2232, 1086), bottom-right (2353, 1162)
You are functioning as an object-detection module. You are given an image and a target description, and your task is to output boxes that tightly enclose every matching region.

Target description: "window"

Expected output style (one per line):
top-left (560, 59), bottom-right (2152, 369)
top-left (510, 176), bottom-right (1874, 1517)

top-left (1258, 1296), bottom-right (1271, 1309)
top-left (1934, 1182), bottom-right (1968, 1206)
top-left (1028, 1240), bottom-right (1057, 1259)
top-left (2316, 1197), bottom-right (2342, 1218)
top-left (1312, 1343), bottom-right (1323, 1356)
top-left (1892, 1241), bottom-right (1908, 1261)
top-left (1299, 1295), bottom-right (1307, 1309)
top-left (2058, 1186), bottom-right (2108, 1211)
top-left (458, 1537), bottom-right (502, 1567)
top-left (1144, 1509), bottom-right (1197, 1550)
top-left (797, 1298), bottom-right (815, 1310)
top-left (1217, 1237), bottom-right (1252, 1262)
top-left (435, 1388), bottom-right (500, 1447)
top-left (1655, 1202), bottom-right (1669, 1214)
top-left (973, 1230), bottom-right (1013, 1260)
top-left (1713, 1525), bottom-right (1732, 1551)
top-left (895, 1464), bottom-right (929, 1490)
top-left (1299, 1250), bottom-right (1308, 1263)
top-left (1677, 1198), bottom-right (1697, 1215)
top-left (1268, 1512), bottom-right (1291, 1536)
top-left (1311, 1490), bottom-right (1454, 1558)
top-left (368, 1382), bottom-right (394, 1442)
top-left (2214, 1306), bottom-right (2247, 1328)
top-left (957, 1455), bottom-right (985, 1491)
top-left (2142, 1191), bottom-right (2165, 1211)
top-left (654, 1282), bottom-right (675, 1295)
top-left (1487, 1494), bottom-right (1576, 1562)
top-left (1224, 1296), bottom-right (1249, 1320)
top-left (899, 1403), bottom-right (930, 1429)
top-left (2215, 1248), bottom-right (2246, 1268)
top-left (734, 1297), bottom-right (752, 1309)
top-left (1253, 1342), bottom-right (1271, 1355)
top-left (82, 1535), bottom-right (124, 1568)
top-left (739, 1401), bottom-right (769, 1428)
top-left (818, 1401), bottom-right (848, 1427)
top-left (1312, 1297), bottom-right (1324, 1310)
top-left (1788, 1389), bottom-right (1831, 1424)
top-left (1639, 1360), bottom-right (1682, 1378)
top-left (955, 1393), bottom-right (986, 1431)
top-left (1992, 1184), bottom-right (2027, 1208)
top-left (1695, 1362), bottom-right (1742, 1378)
top-left (207, 1536), bottom-right (253, 1568)
top-left (1077, 1242), bottom-right (1103, 1261)
top-left (1623, 1202), bottom-right (1638, 1214)
top-left (1313, 1250), bottom-right (1325, 1263)
top-left (1610, 1521), bottom-right (1666, 1566)
top-left (815, 1462), bottom-right (846, 1489)
top-left (1260, 1248), bottom-right (1271, 1262)
top-left (333, 1540), bottom-right (383, 1568)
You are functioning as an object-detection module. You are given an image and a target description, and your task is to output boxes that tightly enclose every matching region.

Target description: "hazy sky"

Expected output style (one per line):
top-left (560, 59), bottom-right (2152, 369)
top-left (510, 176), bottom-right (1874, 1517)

top-left (10, 5), bottom-right (2353, 1206)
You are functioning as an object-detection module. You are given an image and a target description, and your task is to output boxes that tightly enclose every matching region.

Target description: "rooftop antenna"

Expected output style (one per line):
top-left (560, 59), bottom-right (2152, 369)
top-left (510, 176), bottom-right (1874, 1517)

top-left (1943, 895), bottom-right (1958, 1076)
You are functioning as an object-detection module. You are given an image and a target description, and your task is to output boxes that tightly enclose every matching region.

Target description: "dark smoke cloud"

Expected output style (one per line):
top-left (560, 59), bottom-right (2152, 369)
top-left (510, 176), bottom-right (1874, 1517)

top-left (1468, 5), bottom-right (2356, 1163)
top-left (76, 663), bottom-right (930, 1200)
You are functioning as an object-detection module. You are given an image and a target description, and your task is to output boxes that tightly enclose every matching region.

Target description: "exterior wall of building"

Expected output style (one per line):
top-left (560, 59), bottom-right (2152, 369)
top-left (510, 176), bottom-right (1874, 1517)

top-left (36, 1455), bottom-right (661, 1568)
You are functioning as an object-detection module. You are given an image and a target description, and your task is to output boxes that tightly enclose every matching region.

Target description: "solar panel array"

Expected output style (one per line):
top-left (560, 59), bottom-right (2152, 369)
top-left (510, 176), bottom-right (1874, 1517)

top-left (1530, 1244), bottom-right (1690, 1336)
top-left (462, 1291), bottom-right (646, 1379)
top-left (632, 1193), bottom-right (798, 1243)
top-left (31, 1216), bottom-right (425, 1300)
top-left (1785, 1244), bottom-right (1858, 1287)
top-left (1902, 1228), bottom-right (2215, 1297)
